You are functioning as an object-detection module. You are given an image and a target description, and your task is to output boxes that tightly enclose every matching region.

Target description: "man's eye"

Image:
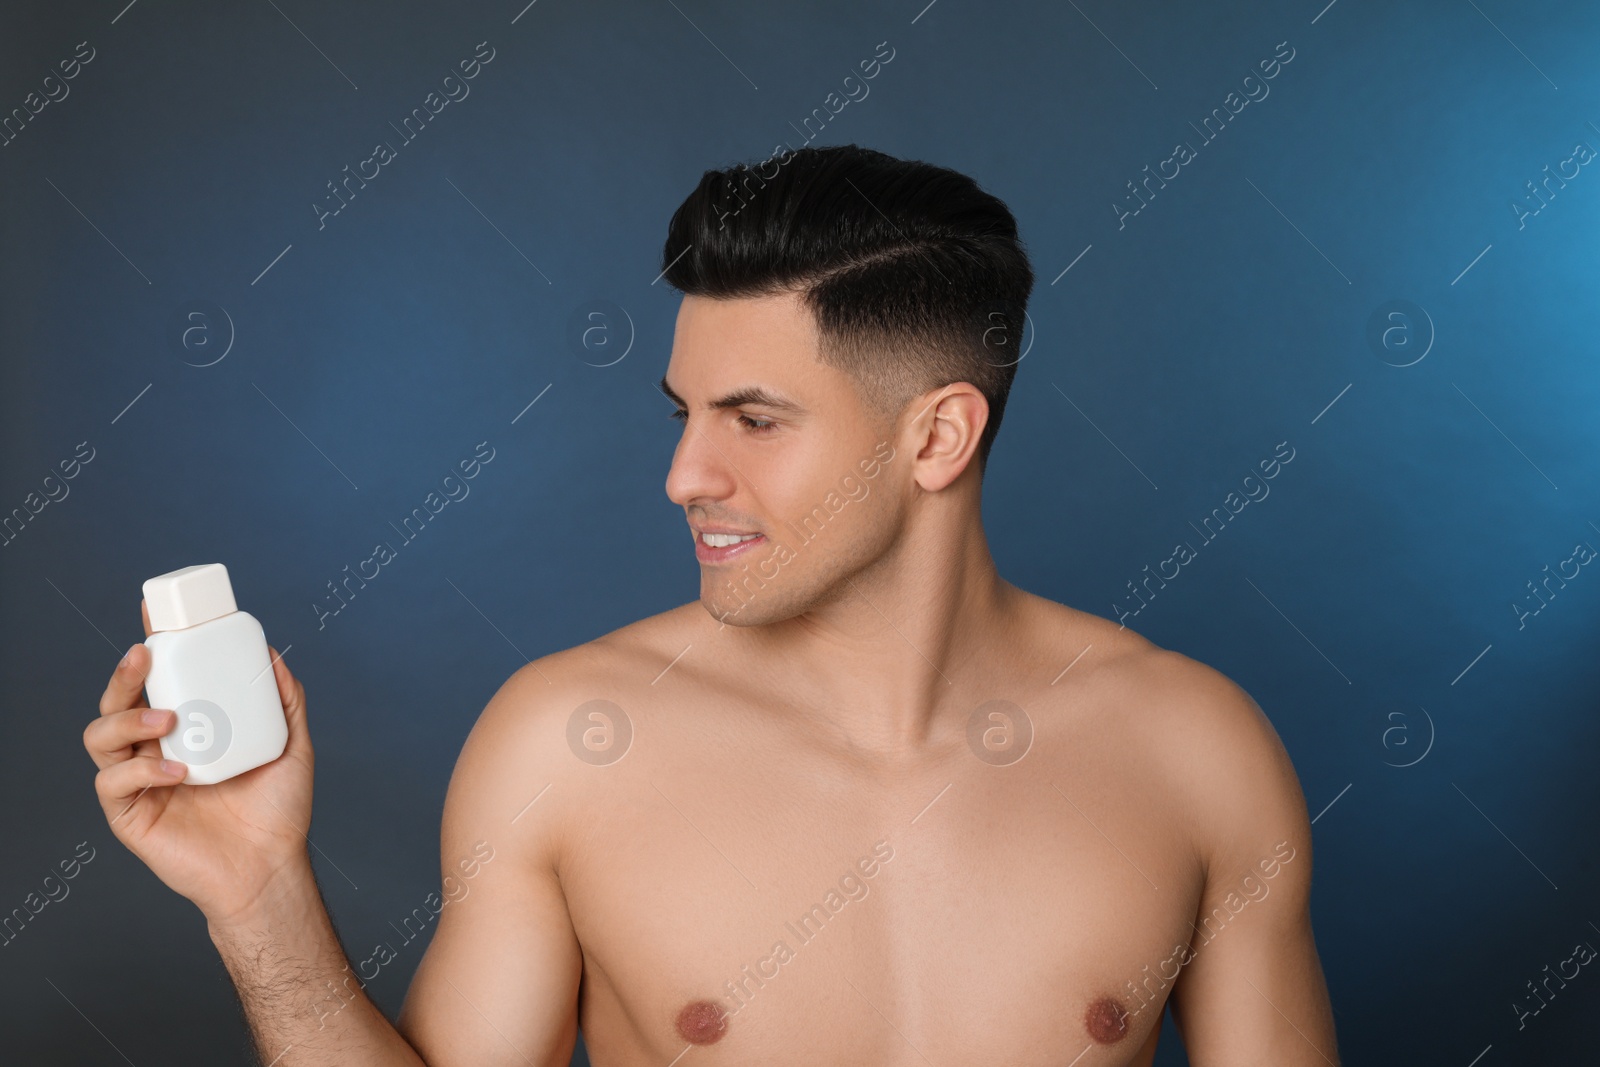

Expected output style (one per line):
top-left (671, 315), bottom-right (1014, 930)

top-left (669, 409), bottom-right (775, 433)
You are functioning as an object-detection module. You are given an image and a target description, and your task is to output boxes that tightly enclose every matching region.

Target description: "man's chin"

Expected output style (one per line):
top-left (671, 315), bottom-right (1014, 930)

top-left (701, 589), bottom-right (788, 629)
top-left (703, 594), bottom-right (758, 628)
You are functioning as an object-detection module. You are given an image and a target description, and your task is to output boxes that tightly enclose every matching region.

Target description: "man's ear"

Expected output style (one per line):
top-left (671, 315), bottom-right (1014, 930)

top-left (906, 383), bottom-right (988, 491)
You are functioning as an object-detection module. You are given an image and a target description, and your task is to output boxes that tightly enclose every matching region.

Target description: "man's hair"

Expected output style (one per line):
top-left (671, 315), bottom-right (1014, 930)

top-left (661, 144), bottom-right (1034, 473)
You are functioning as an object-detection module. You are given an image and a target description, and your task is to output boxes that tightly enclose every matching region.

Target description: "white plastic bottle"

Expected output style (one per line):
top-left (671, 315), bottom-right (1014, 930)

top-left (142, 563), bottom-right (289, 785)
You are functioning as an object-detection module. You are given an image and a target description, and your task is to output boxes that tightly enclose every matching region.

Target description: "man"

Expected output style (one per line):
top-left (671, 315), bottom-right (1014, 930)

top-left (85, 144), bottom-right (1339, 1065)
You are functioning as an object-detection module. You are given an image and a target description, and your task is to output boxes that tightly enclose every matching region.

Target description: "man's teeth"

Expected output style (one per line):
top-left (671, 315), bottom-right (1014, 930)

top-left (701, 532), bottom-right (761, 548)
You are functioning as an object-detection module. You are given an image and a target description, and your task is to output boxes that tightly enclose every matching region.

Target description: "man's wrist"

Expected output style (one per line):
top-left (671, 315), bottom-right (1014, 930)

top-left (205, 854), bottom-right (321, 946)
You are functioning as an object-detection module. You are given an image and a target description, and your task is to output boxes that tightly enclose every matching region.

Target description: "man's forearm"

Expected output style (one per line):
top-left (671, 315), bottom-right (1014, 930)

top-left (207, 860), bottom-right (428, 1066)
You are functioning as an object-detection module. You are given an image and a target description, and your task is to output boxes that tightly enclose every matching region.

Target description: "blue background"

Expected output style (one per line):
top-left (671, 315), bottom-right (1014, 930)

top-left (2, 0), bottom-right (1597, 1063)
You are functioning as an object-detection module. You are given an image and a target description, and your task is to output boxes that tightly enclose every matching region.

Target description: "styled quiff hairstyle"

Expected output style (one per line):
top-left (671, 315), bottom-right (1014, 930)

top-left (661, 144), bottom-right (1034, 473)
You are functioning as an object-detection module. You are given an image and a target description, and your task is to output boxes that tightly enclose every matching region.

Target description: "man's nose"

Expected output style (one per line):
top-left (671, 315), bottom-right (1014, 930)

top-left (665, 421), bottom-right (738, 507)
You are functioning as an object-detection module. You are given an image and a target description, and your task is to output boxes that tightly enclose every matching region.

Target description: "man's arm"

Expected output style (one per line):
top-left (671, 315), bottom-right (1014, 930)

top-left (206, 863), bottom-right (429, 1065)
top-left (1157, 656), bottom-right (1340, 1066)
top-left (396, 661), bottom-right (584, 1066)
top-left (204, 660), bottom-right (582, 1066)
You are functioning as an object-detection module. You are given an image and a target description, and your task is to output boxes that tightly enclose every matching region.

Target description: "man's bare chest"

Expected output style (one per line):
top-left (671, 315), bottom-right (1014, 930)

top-left (554, 721), bottom-right (1204, 1066)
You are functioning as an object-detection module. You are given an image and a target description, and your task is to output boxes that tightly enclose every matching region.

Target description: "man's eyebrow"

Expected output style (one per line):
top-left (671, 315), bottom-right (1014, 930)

top-left (658, 376), bottom-right (807, 415)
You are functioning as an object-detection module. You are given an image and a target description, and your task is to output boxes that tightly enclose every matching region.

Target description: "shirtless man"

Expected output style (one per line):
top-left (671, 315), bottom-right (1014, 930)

top-left (84, 144), bottom-right (1339, 1066)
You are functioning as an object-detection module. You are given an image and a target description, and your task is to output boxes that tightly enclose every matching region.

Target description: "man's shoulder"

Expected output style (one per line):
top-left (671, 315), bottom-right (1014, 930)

top-left (441, 602), bottom-right (706, 849)
top-left (1017, 591), bottom-right (1283, 756)
top-left (487, 600), bottom-right (707, 715)
top-left (1019, 592), bottom-right (1309, 866)
top-left (1115, 644), bottom-right (1311, 886)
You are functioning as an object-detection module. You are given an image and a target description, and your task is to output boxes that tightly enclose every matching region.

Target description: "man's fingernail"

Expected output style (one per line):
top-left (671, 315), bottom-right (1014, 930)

top-left (160, 759), bottom-right (185, 776)
top-left (141, 709), bottom-right (168, 727)
top-left (121, 643), bottom-right (138, 668)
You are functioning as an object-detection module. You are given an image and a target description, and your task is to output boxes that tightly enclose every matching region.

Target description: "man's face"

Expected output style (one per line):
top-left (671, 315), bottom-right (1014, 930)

top-left (662, 291), bottom-right (906, 627)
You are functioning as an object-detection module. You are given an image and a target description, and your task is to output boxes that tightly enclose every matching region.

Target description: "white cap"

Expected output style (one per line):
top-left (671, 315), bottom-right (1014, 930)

top-left (143, 563), bottom-right (238, 632)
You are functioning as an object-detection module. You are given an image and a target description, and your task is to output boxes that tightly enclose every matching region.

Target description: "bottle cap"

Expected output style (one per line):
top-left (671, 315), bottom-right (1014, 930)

top-left (143, 563), bottom-right (238, 632)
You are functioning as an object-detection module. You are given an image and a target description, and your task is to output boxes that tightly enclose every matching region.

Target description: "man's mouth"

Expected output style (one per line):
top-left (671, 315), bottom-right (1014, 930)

top-left (692, 528), bottom-right (765, 563)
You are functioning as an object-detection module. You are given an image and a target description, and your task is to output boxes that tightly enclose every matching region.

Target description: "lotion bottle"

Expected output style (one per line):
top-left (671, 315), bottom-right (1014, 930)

top-left (142, 563), bottom-right (289, 785)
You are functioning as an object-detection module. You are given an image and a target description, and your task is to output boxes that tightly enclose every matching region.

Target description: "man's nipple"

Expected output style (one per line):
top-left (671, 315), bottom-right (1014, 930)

top-left (1084, 994), bottom-right (1130, 1044)
top-left (676, 999), bottom-right (729, 1045)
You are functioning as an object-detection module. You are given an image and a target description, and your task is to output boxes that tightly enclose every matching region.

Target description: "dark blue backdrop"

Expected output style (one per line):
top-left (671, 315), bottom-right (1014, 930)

top-left (3, 1), bottom-right (1597, 1063)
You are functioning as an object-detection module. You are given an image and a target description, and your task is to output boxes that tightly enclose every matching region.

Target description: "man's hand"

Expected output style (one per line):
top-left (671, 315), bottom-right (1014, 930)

top-left (83, 598), bottom-right (316, 926)
top-left (85, 601), bottom-right (579, 1066)
top-left (84, 601), bottom-right (439, 1066)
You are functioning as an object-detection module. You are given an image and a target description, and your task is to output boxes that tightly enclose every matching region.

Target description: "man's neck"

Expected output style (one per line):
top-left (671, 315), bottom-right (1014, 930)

top-left (726, 498), bottom-right (1020, 754)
